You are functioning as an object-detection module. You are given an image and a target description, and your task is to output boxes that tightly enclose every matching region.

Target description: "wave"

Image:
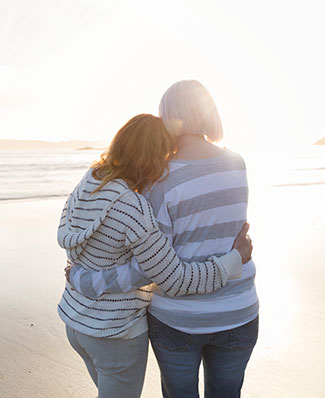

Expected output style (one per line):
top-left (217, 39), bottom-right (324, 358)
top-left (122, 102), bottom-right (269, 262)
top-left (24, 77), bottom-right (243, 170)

top-left (0, 164), bottom-right (88, 172)
top-left (272, 181), bottom-right (325, 187)
top-left (0, 194), bottom-right (68, 201)
top-left (295, 167), bottom-right (325, 171)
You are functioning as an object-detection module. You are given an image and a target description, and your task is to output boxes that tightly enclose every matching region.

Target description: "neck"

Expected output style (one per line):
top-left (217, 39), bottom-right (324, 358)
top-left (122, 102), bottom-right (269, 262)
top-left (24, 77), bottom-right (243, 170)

top-left (175, 134), bottom-right (206, 147)
top-left (173, 134), bottom-right (224, 160)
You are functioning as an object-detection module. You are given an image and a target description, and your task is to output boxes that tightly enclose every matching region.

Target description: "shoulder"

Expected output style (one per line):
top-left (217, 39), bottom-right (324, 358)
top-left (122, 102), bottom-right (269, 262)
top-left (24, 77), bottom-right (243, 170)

top-left (224, 148), bottom-right (244, 160)
top-left (222, 148), bottom-right (246, 169)
top-left (113, 187), bottom-right (151, 212)
top-left (112, 189), bottom-right (157, 231)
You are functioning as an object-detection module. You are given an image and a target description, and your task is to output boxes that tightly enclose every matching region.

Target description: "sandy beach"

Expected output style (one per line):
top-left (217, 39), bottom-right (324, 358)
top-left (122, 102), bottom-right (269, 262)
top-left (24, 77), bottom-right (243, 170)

top-left (1, 182), bottom-right (325, 397)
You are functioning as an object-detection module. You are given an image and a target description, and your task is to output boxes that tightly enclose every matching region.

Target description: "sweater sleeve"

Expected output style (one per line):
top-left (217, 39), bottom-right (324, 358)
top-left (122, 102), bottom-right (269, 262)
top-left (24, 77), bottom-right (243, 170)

top-left (68, 260), bottom-right (152, 298)
top-left (127, 225), bottom-right (241, 297)
top-left (68, 248), bottom-right (241, 298)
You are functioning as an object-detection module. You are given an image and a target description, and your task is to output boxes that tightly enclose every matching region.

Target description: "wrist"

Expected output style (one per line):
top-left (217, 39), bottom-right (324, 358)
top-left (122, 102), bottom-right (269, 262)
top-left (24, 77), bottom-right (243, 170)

top-left (219, 249), bottom-right (242, 279)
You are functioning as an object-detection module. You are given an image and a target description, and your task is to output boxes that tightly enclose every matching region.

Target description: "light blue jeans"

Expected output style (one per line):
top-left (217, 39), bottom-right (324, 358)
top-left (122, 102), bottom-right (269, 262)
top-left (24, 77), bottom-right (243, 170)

top-left (148, 313), bottom-right (258, 398)
top-left (66, 326), bottom-right (148, 398)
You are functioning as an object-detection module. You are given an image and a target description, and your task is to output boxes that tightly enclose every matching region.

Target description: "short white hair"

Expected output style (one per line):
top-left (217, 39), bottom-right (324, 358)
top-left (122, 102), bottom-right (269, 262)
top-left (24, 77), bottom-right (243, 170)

top-left (159, 80), bottom-right (223, 142)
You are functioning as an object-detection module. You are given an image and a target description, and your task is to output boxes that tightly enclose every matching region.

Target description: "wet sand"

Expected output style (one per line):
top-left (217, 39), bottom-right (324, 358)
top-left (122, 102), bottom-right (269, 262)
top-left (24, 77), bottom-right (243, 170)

top-left (0, 184), bottom-right (324, 397)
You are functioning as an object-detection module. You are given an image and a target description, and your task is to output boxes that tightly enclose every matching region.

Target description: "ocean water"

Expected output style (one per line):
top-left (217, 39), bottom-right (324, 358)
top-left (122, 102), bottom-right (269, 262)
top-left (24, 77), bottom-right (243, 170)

top-left (1, 146), bottom-right (324, 201)
top-left (1, 150), bottom-right (103, 201)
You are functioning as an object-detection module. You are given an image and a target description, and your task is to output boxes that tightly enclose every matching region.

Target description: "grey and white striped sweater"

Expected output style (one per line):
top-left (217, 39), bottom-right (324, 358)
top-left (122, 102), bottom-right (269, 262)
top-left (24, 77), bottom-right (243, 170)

top-left (57, 170), bottom-right (242, 338)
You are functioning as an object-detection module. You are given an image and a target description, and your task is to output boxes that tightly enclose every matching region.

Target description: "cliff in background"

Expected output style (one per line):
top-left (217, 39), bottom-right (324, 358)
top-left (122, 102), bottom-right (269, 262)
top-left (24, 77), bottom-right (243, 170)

top-left (314, 137), bottom-right (325, 145)
top-left (0, 139), bottom-right (107, 150)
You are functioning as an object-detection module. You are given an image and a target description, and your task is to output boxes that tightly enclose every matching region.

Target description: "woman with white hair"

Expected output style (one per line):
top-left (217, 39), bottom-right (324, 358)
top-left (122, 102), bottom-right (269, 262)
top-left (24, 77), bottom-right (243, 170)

top-left (67, 80), bottom-right (258, 397)
top-left (147, 80), bottom-right (259, 398)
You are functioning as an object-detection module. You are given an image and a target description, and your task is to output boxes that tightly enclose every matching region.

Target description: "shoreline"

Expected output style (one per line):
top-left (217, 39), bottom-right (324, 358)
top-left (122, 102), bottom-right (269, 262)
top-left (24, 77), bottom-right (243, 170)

top-left (0, 196), bottom-right (67, 204)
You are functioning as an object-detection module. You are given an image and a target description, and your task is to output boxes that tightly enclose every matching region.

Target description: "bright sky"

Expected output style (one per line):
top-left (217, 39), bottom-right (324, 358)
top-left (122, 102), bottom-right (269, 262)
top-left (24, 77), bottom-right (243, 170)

top-left (0, 0), bottom-right (324, 148)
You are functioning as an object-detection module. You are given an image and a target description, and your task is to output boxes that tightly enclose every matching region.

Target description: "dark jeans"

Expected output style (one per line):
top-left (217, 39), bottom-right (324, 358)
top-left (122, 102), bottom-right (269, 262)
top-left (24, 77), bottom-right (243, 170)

top-left (148, 313), bottom-right (258, 398)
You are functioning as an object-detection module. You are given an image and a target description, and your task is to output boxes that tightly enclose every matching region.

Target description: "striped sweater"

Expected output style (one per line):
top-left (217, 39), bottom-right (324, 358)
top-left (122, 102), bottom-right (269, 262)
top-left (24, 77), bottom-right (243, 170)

top-left (57, 169), bottom-right (242, 338)
top-left (69, 150), bottom-right (259, 334)
top-left (148, 150), bottom-right (259, 333)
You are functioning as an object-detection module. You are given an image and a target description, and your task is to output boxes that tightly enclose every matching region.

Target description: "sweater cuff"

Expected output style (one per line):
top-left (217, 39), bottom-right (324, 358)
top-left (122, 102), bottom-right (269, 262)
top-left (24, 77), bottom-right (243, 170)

top-left (219, 249), bottom-right (242, 280)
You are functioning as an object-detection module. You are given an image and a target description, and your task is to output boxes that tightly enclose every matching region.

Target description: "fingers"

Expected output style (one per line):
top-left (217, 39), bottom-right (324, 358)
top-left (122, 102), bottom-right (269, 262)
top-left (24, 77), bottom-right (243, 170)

top-left (246, 234), bottom-right (252, 246)
top-left (64, 264), bottom-right (75, 290)
top-left (64, 265), bottom-right (72, 280)
top-left (232, 222), bottom-right (253, 263)
top-left (239, 222), bottom-right (250, 237)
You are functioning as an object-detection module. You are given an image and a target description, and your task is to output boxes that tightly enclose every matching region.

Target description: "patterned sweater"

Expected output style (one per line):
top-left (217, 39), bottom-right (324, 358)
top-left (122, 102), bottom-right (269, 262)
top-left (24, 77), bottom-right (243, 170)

top-left (57, 170), bottom-right (242, 338)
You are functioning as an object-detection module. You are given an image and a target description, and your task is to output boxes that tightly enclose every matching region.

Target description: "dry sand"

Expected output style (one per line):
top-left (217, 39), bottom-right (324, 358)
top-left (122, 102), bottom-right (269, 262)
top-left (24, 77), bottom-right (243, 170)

top-left (0, 184), bottom-right (325, 397)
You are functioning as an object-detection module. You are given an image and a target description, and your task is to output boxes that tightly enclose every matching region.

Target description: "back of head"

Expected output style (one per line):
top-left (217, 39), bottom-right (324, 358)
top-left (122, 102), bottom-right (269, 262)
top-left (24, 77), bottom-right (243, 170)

top-left (92, 114), bottom-right (175, 193)
top-left (159, 80), bottom-right (223, 142)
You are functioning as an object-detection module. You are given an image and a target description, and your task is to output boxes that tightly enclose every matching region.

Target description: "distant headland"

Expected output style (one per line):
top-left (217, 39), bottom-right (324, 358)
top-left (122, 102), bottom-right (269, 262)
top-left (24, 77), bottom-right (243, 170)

top-left (0, 139), bottom-right (107, 151)
top-left (76, 146), bottom-right (104, 150)
top-left (314, 137), bottom-right (325, 145)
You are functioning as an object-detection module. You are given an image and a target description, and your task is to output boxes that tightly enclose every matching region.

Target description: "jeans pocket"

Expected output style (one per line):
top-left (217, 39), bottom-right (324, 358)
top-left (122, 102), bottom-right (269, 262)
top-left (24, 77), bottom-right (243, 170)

top-left (229, 315), bottom-right (259, 350)
top-left (148, 313), bottom-right (192, 352)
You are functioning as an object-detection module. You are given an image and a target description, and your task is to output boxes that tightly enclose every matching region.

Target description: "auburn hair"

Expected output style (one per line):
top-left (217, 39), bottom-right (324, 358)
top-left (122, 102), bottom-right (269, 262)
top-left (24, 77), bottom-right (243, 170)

top-left (91, 114), bottom-right (176, 193)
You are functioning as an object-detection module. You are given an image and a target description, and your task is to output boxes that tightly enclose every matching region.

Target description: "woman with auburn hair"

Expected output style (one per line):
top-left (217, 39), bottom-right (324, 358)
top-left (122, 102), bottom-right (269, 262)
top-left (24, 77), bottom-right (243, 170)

top-left (91, 113), bottom-right (175, 194)
top-left (58, 113), bottom-right (252, 398)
